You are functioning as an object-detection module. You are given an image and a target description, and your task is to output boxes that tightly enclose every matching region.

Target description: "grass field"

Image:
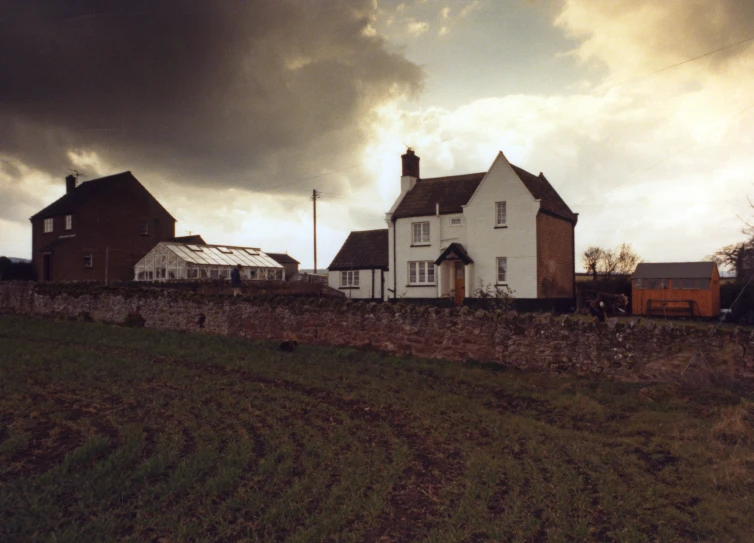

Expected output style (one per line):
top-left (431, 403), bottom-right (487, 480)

top-left (1, 315), bottom-right (754, 543)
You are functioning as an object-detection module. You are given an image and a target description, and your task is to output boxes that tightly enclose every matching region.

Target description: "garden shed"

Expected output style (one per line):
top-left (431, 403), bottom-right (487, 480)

top-left (631, 262), bottom-right (720, 317)
top-left (134, 242), bottom-right (284, 281)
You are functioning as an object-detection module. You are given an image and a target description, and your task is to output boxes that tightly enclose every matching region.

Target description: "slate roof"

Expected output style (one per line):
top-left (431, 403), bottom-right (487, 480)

top-left (391, 162), bottom-right (577, 223)
top-left (267, 253), bottom-right (300, 265)
top-left (435, 243), bottom-right (474, 266)
top-left (30, 171), bottom-right (175, 221)
top-left (392, 173), bottom-right (485, 220)
top-left (510, 166), bottom-right (577, 223)
top-left (328, 229), bottom-right (389, 271)
top-left (632, 262), bottom-right (718, 279)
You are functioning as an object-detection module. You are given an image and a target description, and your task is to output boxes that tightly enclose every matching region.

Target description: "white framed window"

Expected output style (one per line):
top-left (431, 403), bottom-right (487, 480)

top-left (409, 261), bottom-right (435, 285)
top-left (450, 217), bottom-right (462, 227)
top-left (44, 218), bottom-right (53, 233)
top-left (412, 221), bottom-right (430, 245)
top-left (496, 257), bottom-right (507, 283)
top-left (140, 219), bottom-right (149, 235)
top-left (84, 253), bottom-right (93, 268)
top-left (340, 270), bottom-right (359, 287)
top-left (65, 215), bottom-right (72, 230)
top-left (495, 201), bottom-right (507, 226)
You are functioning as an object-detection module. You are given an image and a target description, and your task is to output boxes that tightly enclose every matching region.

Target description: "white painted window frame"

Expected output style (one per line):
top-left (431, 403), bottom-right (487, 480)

top-left (408, 261), bottom-right (436, 285)
top-left (44, 218), bottom-right (53, 233)
top-left (411, 221), bottom-right (430, 245)
top-left (65, 215), bottom-right (72, 230)
top-left (495, 201), bottom-right (507, 227)
top-left (340, 270), bottom-right (360, 287)
top-left (496, 257), bottom-right (507, 283)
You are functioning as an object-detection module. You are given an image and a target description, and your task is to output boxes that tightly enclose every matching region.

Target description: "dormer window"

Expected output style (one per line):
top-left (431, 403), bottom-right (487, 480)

top-left (495, 201), bottom-right (507, 227)
top-left (65, 215), bottom-right (72, 230)
top-left (44, 218), bottom-right (53, 233)
top-left (412, 221), bottom-right (430, 245)
top-left (140, 220), bottom-right (149, 235)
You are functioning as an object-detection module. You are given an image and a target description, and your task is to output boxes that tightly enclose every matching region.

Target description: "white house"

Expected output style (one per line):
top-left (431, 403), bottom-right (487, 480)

top-left (327, 229), bottom-right (388, 300)
top-left (385, 149), bottom-right (578, 306)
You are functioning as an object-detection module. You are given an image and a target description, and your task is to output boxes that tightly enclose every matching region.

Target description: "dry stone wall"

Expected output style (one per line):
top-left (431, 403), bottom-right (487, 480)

top-left (2, 282), bottom-right (753, 385)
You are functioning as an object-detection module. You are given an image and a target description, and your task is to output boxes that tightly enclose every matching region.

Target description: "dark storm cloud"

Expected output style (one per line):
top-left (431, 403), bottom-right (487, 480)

top-left (0, 0), bottom-right (422, 190)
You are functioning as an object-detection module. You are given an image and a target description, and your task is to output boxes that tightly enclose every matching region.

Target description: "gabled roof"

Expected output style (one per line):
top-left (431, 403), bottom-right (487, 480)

top-left (435, 243), bottom-right (474, 266)
top-left (392, 173), bottom-right (485, 220)
top-left (632, 262), bottom-right (718, 279)
top-left (30, 171), bottom-right (175, 221)
top-left (328, 229), bottom-right (389, 271)
top-left (267, 253), bottom-right (300, 265)
top-left (510, 166), bottom-right (577, 223)
top-left (391, 160), bottom-right (577, 223)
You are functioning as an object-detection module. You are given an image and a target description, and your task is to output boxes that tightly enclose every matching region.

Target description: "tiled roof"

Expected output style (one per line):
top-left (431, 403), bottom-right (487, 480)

top-left (392, 173), bottom-right (485, 220)
top-left (391, 162), bottom-right (577, 223)
top-left (30, 171), bottom-right (175, 221)
top-left (510, 166), bottom-right (577, 223)
top-left (633, 262), bottom-right (718, 279)
top-left (328, 229), bottom-right (389, 271)
top-left (267, 253), bottom-right (300, 265)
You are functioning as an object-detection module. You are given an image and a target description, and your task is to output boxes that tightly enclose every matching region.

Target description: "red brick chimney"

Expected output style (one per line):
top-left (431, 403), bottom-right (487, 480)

top-left (65, 174), bottom-right (76, 195)
top-left (401, 148), bottom-right (420, 178)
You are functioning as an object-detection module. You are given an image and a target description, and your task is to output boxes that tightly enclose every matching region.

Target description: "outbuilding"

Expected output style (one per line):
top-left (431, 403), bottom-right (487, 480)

top-left (134, 242), bottom-right (284, 281)
top-left (631, 262), bottom-right (720, 317)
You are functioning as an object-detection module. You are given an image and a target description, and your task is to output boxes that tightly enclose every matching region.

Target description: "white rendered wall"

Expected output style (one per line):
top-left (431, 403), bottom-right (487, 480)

top-left (328, 269), bottom-right (383, 299)
top-left (464, 153), bottom-right (540, 298)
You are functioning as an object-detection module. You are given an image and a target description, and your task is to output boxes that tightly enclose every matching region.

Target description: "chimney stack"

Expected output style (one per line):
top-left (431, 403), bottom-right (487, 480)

top-left (400, 148), bottom-right (419, 194)
top-left (65, 174), bottom-right (76, 195)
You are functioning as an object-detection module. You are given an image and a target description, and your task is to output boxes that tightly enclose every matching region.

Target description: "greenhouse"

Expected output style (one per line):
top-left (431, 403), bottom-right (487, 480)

top-left (134, 242), bottom-right (285, 281)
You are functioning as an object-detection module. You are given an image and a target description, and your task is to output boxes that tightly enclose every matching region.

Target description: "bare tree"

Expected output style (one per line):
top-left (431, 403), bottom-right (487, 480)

top-left (599, 249), bottom-right (619, 280)
top-left (582, 246), bottom-right (603, 280)
top-left (615, 243), bottom-right (641, 276)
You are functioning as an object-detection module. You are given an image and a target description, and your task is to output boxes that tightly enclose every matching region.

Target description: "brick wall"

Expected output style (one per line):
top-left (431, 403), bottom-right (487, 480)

top-left (1, 282), bottom-right (752, 385)
top-left (536, 212), bottom-right (574, 298)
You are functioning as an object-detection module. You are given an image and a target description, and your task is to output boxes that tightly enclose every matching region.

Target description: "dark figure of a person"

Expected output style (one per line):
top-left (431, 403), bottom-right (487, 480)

top-left (231, 264), bottom-right (242, 297)
top-left (587, 292), bottom-right (628, 322)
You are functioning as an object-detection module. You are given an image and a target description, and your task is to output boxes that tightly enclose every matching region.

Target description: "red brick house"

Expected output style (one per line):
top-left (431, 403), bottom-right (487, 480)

top-left (30, 172), bottom-right (176, 282)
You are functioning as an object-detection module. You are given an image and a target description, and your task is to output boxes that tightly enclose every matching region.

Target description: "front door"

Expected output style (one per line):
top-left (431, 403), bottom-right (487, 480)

top-left (454, 262), bottom-right (465, 306)
top-left (43, 253), bottom-right (52, 281)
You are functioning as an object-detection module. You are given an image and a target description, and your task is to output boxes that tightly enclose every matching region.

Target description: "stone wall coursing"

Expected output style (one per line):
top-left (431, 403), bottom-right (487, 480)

top-left (2, 282), bottom-right (753, 385)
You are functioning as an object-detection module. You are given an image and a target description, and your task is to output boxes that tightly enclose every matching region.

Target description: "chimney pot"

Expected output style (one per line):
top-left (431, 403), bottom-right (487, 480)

top-left (65, 174), bottom-right (76, 195)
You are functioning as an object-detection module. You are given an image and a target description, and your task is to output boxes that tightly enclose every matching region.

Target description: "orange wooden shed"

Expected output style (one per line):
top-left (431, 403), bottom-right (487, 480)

top-left (631, 262), bottom-right (720, 318)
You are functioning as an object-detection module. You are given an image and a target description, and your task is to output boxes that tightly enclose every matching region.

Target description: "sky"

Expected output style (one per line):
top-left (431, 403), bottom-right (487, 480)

top-left (1, 0), bottom-right (753, 271)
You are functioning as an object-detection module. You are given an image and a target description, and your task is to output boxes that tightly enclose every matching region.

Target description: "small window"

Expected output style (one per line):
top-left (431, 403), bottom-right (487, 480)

top-left (244, 248), bottom-right (259, 255)
top-left (84, 253), bottom-right (93, 268)
top-left (187, 269), bottom-right (198, 279)
top-left (187, 244), bottom-right (203, 252)
top-left (496, 257), bottom-right (507, 283)
top-left (140, 220), bottom-right (149, 235)
top-left (495, 202), bottom-right (507, 226)
top-left (408, 261), bottom-right (435, 285)
top-left (217, 247), bottom-right (233, 254)
top-left (341, 270), bottom-right (359, 287)
top-left (647, 278), bottom-right (668, 289)
top-left (633, 278), bottom-right (644, 290)
top-left (412, 221), bottom-right (430, 245)
top-left (450, 217), bottom-right (462, 227)
top-left (44, 218), bottom-right (53, 233)
top-left (65, 215), bottom-right (72, 230)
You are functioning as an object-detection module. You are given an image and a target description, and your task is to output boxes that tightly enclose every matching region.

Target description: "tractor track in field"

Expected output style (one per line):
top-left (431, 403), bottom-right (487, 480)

top-left (2, 333), bottom-right (467, 541)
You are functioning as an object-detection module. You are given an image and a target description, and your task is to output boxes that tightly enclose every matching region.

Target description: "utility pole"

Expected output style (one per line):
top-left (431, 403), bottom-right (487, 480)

top-left (312, 189), bottom-right (320, 273)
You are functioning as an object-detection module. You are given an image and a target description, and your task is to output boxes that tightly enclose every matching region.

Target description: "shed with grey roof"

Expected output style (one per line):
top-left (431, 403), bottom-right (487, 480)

top-left (631, 262), bottom-right (720, 317)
